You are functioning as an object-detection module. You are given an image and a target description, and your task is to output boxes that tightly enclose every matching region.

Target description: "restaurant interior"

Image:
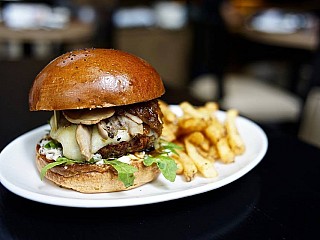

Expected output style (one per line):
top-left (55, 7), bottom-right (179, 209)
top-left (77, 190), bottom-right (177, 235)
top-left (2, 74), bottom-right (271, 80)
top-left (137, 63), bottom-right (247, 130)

top-left (1, 2), bottom-right (320, 239)
top-left (0, 0), bottom-right (320, 150)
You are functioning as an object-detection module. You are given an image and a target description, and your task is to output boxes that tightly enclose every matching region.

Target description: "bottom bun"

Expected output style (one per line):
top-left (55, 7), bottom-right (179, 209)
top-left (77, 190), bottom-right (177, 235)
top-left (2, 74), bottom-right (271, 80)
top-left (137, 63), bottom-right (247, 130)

top-left (36, 152), bottom-right (160, 193)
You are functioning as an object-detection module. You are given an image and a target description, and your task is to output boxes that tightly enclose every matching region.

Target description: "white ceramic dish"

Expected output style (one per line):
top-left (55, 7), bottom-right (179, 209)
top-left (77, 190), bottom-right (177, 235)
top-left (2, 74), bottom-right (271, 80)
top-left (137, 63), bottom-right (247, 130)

top-left (0, 106), bottom-right (268, 208)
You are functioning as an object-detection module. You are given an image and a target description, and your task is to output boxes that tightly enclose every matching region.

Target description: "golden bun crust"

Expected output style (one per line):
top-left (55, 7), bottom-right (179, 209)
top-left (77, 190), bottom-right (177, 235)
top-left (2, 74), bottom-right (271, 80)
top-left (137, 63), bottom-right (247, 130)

top-left (36, 152), bottom-right (160, 193)
top-left (29, 48), bottom-right (165, 111)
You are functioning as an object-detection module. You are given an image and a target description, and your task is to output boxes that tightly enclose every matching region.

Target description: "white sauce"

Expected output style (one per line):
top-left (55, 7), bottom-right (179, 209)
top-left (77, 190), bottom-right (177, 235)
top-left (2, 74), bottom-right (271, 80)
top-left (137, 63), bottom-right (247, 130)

top-left (92, 153), bottom-right (104, 165)
top-left (117, 155), bottom-right (131, 164)
top-left (39, 138), bottom-right (138, 165)
top-left (39, 139), bottom-right (62, 161)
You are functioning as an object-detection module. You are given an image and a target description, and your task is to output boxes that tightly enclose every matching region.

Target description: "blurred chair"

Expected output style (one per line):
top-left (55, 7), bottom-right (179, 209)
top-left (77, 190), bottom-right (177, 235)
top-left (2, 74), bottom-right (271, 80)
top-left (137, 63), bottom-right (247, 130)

top-left (190, 73), bottom-right (302, 123)
top-left (221, 74), bottom-right (302, 122)
top-left (298, 87), bottom-right (320, 148)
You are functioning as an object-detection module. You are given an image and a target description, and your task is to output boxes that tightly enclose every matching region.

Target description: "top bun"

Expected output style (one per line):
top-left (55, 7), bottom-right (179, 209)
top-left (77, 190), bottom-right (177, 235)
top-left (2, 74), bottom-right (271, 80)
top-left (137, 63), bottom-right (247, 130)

top-left (29, 48), bottom-right (165, 111)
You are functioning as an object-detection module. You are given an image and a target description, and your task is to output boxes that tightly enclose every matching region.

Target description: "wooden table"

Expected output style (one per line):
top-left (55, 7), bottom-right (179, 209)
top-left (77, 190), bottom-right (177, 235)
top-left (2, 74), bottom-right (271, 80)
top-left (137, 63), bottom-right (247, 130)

top-left (234, 24), bottom-right (319, 96)
top-left (0, 21), bottom-right (95, 58)
top-left (239, 27), bottom-right (318, 51)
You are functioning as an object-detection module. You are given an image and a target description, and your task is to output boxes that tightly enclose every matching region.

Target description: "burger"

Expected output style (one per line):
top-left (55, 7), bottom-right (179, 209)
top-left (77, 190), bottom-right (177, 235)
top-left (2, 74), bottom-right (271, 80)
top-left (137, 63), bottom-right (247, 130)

top-left (29, 48), bottom-right (178, 193)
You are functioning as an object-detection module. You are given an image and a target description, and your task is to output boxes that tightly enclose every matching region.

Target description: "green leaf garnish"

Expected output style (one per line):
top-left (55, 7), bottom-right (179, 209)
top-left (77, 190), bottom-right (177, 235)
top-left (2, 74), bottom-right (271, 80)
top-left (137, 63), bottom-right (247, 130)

top-left (40, 139), bottom-right (181, 188)
top-left (44, 140), bottom-right (60, 149)
top-left (103, 160), bottom-right (138, 188)
top-left (142, 139), bottom-right (182, 182)
top-left (144, 154), bottom-right (177, 182)
top-left (159, 140), bottom-right (183, 156)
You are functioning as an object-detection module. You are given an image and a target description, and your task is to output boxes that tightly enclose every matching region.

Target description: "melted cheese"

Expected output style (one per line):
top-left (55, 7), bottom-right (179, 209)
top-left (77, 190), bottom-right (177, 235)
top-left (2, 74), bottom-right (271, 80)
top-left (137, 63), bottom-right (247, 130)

top-left (50, 124), bottom-right (84, 161)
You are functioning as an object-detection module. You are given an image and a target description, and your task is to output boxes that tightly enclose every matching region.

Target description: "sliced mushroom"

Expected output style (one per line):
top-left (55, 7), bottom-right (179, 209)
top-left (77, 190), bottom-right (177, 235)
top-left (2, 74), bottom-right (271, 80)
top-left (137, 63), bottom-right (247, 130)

top-left (121, 116), bottom-right (143, 136)
top-left (124, 112), bottom-right (143, 124)
top-left (76, 124), bottom-right (92, 161)
top-left (97, 121), bottom-right (111, 140)
top-left (97, 116), bottom-right (123, 140)
top-left (63, 108), bottom-right (115, 125)
top-left (97, 115), bottom-right (143, 141)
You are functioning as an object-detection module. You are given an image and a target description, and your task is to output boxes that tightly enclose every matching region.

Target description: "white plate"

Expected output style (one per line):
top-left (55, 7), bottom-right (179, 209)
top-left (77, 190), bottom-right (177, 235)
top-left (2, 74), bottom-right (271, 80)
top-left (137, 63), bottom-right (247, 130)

top-left (0, 106), bottom-right (268, 208)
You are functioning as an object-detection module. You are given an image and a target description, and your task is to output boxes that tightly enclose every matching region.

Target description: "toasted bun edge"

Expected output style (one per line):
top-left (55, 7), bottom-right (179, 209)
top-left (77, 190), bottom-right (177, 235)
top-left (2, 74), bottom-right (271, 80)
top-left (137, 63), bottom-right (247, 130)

top-left (36, 151), bottom-right (160, 193)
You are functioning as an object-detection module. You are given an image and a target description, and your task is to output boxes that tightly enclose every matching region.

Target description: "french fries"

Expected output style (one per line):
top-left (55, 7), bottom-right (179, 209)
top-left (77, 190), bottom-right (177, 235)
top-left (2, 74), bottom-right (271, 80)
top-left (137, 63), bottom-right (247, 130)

top-left (225, 109), bottom-right (246, 155)
top-left (159, 101), bottom-right (246, 182)
top-left (186, 132), bottom-right (205, 146)
top-left (184, 140), bottom-right (218, 178)
top-left (159, 100), bottom-right (178, 142)
top-left (174, 159), bottom-right (184, 175)
top-left (173, 150), bottom-right (198, 182)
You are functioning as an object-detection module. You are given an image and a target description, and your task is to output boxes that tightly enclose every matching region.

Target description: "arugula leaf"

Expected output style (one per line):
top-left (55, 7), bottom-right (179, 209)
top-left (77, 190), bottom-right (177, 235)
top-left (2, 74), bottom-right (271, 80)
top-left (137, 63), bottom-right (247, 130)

top-left (144, 154), bottom-right (177, 182)
top-left (44, 140), bottom-right (60, 149)
top-left (142, 139), bottom-right (182, 182)
top-left (104, 160), bottom-right (138, 188)
top-left (159, 141), bottom-right (183, 156)
top-left (40, 139), bottom-right (180, 188)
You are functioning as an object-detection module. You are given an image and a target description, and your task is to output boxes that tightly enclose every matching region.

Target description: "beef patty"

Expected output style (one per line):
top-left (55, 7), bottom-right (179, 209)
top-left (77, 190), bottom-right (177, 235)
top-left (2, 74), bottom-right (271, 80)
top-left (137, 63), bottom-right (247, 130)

top-left (97, 99), bottom-right (162, 158)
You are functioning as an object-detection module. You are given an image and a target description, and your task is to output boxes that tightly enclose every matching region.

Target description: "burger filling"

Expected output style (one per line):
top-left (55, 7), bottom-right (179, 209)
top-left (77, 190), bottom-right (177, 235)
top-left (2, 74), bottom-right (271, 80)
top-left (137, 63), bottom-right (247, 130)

top-left (38, 100), bottom-right (179, 187)
top-left (48, 100), bottom-right (162, 161)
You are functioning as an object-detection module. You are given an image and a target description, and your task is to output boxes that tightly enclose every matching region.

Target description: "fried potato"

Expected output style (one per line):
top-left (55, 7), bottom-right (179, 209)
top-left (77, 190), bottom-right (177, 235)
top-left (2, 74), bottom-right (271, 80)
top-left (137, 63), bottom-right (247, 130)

top-left (199, 136), bottom-right (211, 152)
top-left (197, 145), bottom-right (218, 162)
top-left (204, 120), bottom-right (226, 144)
top-left (159, 100), bottom-right (177, 123)
top-left (216, 138), bottom-right (235, 163)
top-left (174, 150), bottom-right (198, 182)
top-left (225, 109), bottom-right (245, 155)
top-left (174, 159), bottom-right (184, 175)
top-left (207, 145), bottom-right (219, 161)
top-left (185, 140), bottom-right (218, 178)
top-left (178, 118), bottom-right (207, 135)
top-left (185, 131), bottom-right (210, 152)
top-left (198, 102), bottom-right (219, 118)
top-left (159, 100), bottom-right (178, 142)
top-left (159, 100), bottom-right (245, 182)
top-left (180, 101), bottom-right (204, 118)
top-left (185, 132), bottom-right (205, 146)
top-left (204, 102), bottom-right (219, 112)
top-left (162, 123), bottom-right (177, 142)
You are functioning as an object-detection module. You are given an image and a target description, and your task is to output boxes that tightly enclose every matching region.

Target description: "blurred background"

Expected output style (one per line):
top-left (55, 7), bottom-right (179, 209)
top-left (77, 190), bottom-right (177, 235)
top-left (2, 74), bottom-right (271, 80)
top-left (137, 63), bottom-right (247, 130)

top-left (1, 0), bottom-right (320, 149)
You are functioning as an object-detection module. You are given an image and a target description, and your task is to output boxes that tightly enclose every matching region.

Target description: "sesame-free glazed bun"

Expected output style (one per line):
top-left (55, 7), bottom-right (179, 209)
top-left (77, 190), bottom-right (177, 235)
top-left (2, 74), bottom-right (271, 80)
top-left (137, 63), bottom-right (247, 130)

top-left (36, 151), bottom-right (160, 193)
top-left (29, 48), bottom-right (165, 111)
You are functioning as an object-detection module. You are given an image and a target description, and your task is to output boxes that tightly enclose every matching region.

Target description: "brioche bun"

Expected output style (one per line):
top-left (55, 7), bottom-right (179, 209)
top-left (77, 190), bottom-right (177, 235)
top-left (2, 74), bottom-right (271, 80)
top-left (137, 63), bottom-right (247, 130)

top-left (29, 48), bottom-right (165, 111)
top-left (36, 151), bottom-right (160, 193)
top-left (30, 49), bottom-right (167, 193)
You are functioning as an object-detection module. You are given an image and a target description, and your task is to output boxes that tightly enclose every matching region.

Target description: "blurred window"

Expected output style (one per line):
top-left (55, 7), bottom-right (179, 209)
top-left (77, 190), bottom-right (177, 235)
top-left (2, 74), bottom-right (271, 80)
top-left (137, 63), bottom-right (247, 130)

top-left (2, 3), bottom-right (70, 29)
